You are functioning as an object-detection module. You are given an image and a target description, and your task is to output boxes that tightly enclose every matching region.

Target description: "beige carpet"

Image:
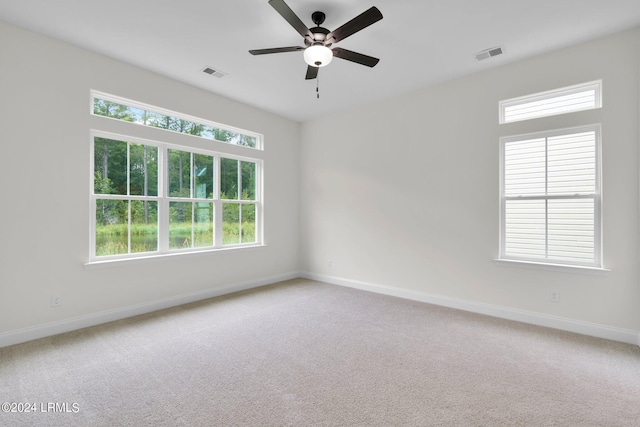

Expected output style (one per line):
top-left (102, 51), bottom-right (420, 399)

top-left (1, 278), bottom-right (639, 426)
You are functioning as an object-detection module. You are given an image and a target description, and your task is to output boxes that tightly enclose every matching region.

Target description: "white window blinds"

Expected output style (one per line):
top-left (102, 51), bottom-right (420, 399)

top-left (501, 126), bottom-right (600, 266)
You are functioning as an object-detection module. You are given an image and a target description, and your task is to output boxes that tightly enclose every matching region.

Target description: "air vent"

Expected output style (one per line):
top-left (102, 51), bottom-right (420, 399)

top-left (475, 46), bottom-right (504, 61)
top-left (202, 67), bottom-right (227, 78)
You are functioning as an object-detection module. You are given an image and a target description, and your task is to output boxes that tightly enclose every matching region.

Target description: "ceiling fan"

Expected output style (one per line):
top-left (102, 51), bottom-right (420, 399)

top-left (249, 0), bottom-right (383, 80)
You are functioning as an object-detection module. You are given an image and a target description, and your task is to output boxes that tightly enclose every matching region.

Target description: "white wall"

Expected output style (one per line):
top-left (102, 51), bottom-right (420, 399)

top-left (0, 22), bottom-right (300, 343)
top-left (300, 27), bottom-right (640, 340)
top-left (2, 20), bottom-right (639, 347)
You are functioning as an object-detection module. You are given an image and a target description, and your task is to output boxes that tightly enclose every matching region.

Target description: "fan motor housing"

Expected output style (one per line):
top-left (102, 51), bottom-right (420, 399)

top-left (305, 10), bottom-right (330, 46)
top-left (306, 26), bottom-right (330, 46)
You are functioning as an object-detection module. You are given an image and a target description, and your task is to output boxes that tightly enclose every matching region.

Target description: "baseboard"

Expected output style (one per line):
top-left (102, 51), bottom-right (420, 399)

top-left (3, 271), bottom-right (638, 349)
top-left (0, 271), bottom-right (300, 349)
top-left (301, 272), bottom-right (640, 347)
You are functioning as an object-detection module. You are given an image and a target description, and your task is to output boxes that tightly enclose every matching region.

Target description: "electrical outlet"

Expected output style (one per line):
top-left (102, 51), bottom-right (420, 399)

top-left (549, 291), bottom-right (560, 303)
top-left (51, 295), bottom-right (61, 307)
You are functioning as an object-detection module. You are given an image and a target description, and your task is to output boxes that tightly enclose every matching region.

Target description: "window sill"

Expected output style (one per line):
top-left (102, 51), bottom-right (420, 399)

top-left (84, 244), bottom-right (266, 270)
top-left (493, 259), bottom-right (610, 275)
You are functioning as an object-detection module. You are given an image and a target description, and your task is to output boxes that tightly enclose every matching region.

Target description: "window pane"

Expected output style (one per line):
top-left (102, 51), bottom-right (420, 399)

top-left (153, 114), bottom-right (175, 130)
top-left (94, 137), bottom-right (127, 195)
top-left (93, 99), bottom-right (134, 121)
top-left (194, 153), bottom-right (214, 199)
top-left (221, 158), bottom-right (239, 199)
top-left (173, 119), bottom-right (204, 135)
top-left (128, 106), bottom-right (146, 124)
top-left (241, 161), bottom-right (256, 200)
top-left (241, 204), bottom-right (256, 243)
top-left (503, 90), bottom-right (596, 123)
top-left (504, 199), bottom-right (546, 259)
top-left (129, 143), bottom-right (158, 196)
top-left (169, 202), bottom-right (193, 249)
top-left (169, 149), bottom-right (191, 197)
top-left (131, 200), bottom-right (158, 253)
top-left (500, 81), bottom-right (601, 124)
top-left (548, 198), bottom-right (594, 262)
top-left (95, 199), bottom-right (128, 256)
top-left (93, 95), bottom-right (260, 149)
top-left (504, 138), bottom-right (546, 196)
top-left (240, 135), bottom-right (257, 148)
top-left (547, 132), bottom-right (595, 195)
top-left (194, 202), bottom-right (214, 247)
top-left (222, 202), bottom-right (240, 245)
top-left (206, 127), bottom-right (255, 146)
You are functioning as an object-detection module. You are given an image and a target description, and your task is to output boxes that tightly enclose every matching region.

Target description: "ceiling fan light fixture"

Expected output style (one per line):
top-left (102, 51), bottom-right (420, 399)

top-left (304, 44), bottom-right (333, 67)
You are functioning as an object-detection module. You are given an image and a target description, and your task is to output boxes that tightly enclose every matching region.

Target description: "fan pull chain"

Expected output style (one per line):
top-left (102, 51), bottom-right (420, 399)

top-left (316, 75), bottom-right (320, 99)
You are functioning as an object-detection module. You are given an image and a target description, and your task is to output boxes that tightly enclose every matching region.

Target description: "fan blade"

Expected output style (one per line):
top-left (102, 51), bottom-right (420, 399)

top-left (249, 46), bottom-right (305, 55)
top-left (326, 7), bottom-right (383, 44)
top-left (268, 0), bottom-right (313, 41)
top-left (332, 47), bottom-right (380, 67)
top-left (305, 65), bottom-right (319, 80)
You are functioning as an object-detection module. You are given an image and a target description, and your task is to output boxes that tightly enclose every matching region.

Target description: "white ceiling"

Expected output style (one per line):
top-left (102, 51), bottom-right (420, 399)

top-left (2, 0), bottom-right (640, 122)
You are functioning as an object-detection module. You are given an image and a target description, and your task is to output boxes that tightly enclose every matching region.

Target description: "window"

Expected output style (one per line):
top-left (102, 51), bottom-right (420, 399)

top-left (220, 158), bottom-right (257, 245)
top-left (93, 135), bottom-right (160, 256)
top-left (499, 81), bottom-right (601, 124)
top-left (499, 125), bottom-right (601, 267)
top-left (167, 148), bottom-right (215, 250)
top-left (89, 93), bottom-right (262, 262)
top-left (92, 91), bottom-right (261, 149)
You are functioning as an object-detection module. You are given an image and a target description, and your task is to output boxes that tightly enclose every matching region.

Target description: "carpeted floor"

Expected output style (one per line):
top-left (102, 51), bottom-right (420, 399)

top-left (1, 278), bottom-right (639, 426)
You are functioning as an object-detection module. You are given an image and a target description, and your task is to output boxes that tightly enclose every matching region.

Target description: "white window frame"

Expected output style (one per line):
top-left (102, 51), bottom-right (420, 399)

top-left (499, 124), bottom-right (602, 268)
top-left (499, 80), bottom-right (602, 124)
top-left (90, 132), bottom-right (164, 260)
top-left (91, 90), bottom-right (262, 150)
top-left (88, 93), bottom-right (264, 265)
